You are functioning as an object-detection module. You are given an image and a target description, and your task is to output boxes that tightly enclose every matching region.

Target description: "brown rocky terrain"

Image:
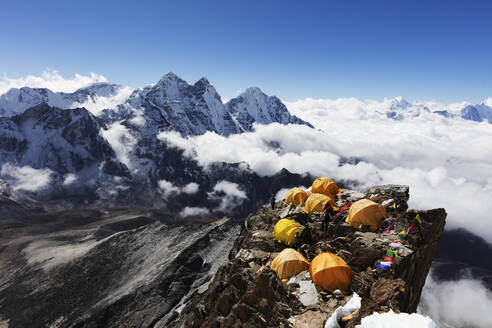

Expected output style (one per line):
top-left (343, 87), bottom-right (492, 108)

top-left (174, 185), bottom-right (446, 327)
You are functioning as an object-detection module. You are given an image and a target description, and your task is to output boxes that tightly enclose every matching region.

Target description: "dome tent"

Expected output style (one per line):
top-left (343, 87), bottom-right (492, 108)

top-left (284, 187), bottom-right (309, 206)
top-left (309, 252), bottom-right (354, 292)
top-left (346, 199), bottom-right (388, 230)
top-left (271, 248), bottom-right (310, 280)
top-left (311, 177), bottom-right (341, 199)
top-left (273, 219), bottom-right (301, 245)
top-left (303, 193), bottom-right (338, 214)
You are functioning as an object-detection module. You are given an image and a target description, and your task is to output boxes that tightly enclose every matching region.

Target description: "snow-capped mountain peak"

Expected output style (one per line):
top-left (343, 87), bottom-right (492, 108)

top-left (0, 83), bottom-right (126, 117)
top-left (105, 73), bottom-right (312, 137)
top-left (389, 96), bottom-right (411, 110)
top-left (194, 77), bottom-right (212, 87)
top-left (226, 86), bottom-right (312, 131)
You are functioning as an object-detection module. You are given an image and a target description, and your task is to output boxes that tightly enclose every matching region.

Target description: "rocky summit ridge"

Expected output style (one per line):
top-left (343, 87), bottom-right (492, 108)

top-left (174, 184), bottom-right (446, 328)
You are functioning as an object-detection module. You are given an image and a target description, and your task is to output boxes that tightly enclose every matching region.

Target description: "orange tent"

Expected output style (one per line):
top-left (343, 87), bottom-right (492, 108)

top-left (284, 187), bottom-right (309, 206)
top-left (303, 193), bottom-right (338, 214)
top-left (271, 248), bottom-right (310, 280)
top-left (311, 177), bottom-right (341, 199)
top-left (346, 199), bottom-right (388, 230)
top-left (309, 252), bottom-right (353, 292)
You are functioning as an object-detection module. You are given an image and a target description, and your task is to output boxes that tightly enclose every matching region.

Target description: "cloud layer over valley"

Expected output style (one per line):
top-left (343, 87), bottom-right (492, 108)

top-left (159, 96), bottom-right (492, 243)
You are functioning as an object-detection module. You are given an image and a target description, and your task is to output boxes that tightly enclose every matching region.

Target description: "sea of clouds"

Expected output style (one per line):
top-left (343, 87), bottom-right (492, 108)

top-left (159, 98), bottom-right (492, 242)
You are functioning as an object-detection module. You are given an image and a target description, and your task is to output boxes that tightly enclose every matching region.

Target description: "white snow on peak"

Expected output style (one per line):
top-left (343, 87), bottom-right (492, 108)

top-left (0, 83), bottom-right (130, 117)
top-left (389, 96), bottom-right (411, 110)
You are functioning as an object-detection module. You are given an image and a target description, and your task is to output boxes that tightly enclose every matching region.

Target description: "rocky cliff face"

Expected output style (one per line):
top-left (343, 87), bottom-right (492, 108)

top-left (175, 185), bottom-right (446, 327)
top-left (0, 208), bottom-right (240, 328)
top-left (3, 103), bottom-right (120, 174)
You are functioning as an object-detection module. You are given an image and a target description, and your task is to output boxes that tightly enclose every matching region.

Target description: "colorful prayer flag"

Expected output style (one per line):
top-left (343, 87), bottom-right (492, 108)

top-left (415, 213), bottom-right (422, 226)
top-left (386, 249), bottom-right (396, 258)
top-left (389, 241), bottom-right (402, 248)
top-left (376, 263), bottom-right (391, 270)
top-left (398, 231), bottom-right (407, 239)
top-left (383, 256), bottom-right (394, 263)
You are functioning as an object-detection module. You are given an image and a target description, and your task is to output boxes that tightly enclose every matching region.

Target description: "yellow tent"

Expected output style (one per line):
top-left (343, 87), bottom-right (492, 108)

top-left (303, 193), bottom-right (338, 214)
top-left (346, 199), bottom-right (388, 230)
top-left (309, 252), bottom-right (354, 292)
top-left (271, 248), bottom-right (310, 280)
top-left (311, 177), bottom-right (341, 199)
top-left (284, 187), bottom-right (309, 206)
top-left (273, 219), bottom-right (301, 245)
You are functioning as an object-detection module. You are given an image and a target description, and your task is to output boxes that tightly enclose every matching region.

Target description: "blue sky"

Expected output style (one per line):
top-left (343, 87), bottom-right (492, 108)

top-left (1, 0), bottom-right (492, 102)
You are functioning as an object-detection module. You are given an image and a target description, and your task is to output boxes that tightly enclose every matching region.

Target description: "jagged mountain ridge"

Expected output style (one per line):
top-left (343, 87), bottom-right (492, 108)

top-left (0, 73), bottom-right (315, 214)
top-left (0, 83), bottom-right (123, 117)
top-left (0, 99), bottom-right (317, 217)
top-left (0, 72), bottom-right (313, 136)
top-left (103, 72), bottom-right (312, 136)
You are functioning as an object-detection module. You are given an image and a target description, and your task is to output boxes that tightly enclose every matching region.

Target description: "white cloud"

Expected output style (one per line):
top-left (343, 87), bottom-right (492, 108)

top-left (63, 173), bottom-right (77, 186)
top-left (182, 182), bottom-right (199, 194)
top-left (419, 273), bottom-right (492, 328)
top-left (158, 180), bottom-right (200, 199)
top-left (158, 179), bottom-right (181, 198)
top-left (128, 108), bottom-right (147, 127)
top-left (157, 97), bottom-right (492, 242)
top-left (0, 70), bottom-right (107, 95)
top-left (208, 180), bottom-right (247, 213)
top-left (212, 180), bottom-right (247, 198)
top-left (0, 164), bottom-right (53, 192)
top-left (100, 122), bottom-right (137, 171)
top-left (71, 86), bottom-right (133, 116)
top-left (179, 206), bottom-right (209, 218)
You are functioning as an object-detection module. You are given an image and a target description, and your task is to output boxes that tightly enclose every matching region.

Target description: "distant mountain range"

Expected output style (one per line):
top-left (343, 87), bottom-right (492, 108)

top-left (383, 96), bottom-right (492, 123)
top-left (1, 73), bottom-right (492, 214)
top-left (0, 72), bottom-right (312, 135)
top-left (0, 83), bottom-right (122, 117)
top-left (0, 73), bottom-right (313, 215)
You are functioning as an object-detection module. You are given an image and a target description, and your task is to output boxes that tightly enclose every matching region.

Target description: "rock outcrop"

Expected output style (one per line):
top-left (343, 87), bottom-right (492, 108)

top-left (175, 185), bottom-right (446, 327)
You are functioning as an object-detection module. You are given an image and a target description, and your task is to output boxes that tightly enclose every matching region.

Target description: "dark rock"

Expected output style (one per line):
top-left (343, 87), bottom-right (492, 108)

top-left (367, 185), bottom-right (409, 212)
